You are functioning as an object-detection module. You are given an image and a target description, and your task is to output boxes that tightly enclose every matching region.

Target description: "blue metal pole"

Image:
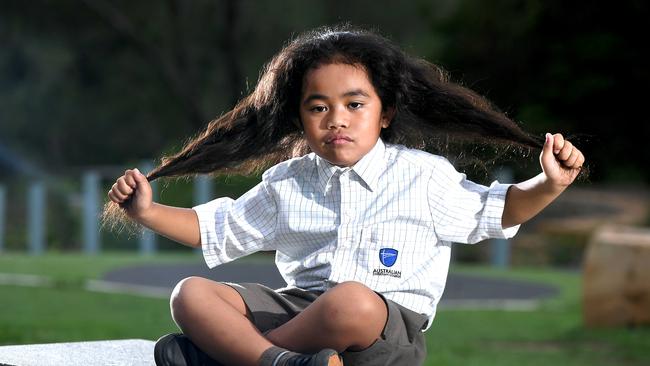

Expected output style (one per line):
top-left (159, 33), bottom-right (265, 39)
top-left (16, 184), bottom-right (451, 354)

top-left (139, 162), bottom-right (158, 255)
top-left (491, 167), bottom-right (513, 268)
top-left (28, 181), bottom-right (46, 255)
top-left (193, 175), bottom-right (213, 206)
top-left (82, 171), bottom-right (101, 255)
top-left (0, 184), bottom-right (6, 252)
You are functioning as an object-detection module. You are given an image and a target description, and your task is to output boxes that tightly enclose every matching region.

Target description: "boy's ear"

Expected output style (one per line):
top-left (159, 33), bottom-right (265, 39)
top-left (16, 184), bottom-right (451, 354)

top-left (381, 107), bottom-right (396, 128)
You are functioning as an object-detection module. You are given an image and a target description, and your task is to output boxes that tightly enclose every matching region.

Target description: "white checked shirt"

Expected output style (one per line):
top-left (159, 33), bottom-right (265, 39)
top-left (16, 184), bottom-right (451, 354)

top-left (193, 138), bottom-right (520, 329)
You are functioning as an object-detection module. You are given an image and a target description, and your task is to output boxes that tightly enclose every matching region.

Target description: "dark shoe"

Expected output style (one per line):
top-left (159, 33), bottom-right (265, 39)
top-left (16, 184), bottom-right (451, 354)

top-left (154, 333), bottom-right (223, 366)
top-left (284, 348), bottom-right (343, 366)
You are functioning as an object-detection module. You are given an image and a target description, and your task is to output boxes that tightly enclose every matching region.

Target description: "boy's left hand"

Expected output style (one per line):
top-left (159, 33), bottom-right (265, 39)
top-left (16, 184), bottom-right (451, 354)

top-left (540, 132), bottom-right (585, 187)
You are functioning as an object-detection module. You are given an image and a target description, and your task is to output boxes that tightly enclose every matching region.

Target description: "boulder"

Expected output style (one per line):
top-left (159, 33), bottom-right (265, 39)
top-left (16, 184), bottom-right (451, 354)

top-left (583, 225), bottom-right (650, 327)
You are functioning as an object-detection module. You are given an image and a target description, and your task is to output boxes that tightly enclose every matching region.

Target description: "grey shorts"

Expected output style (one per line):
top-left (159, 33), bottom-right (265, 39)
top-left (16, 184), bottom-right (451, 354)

top-left (225, 282), bottom-right (428, 366)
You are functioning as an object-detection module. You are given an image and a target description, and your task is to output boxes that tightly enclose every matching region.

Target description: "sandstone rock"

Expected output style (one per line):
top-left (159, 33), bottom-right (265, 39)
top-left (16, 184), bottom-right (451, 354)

top-left (583, 225), bottom-right (650, 327)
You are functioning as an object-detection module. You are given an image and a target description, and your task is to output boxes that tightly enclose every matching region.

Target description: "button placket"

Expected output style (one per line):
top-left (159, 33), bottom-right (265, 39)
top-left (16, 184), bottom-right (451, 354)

top-left (327, 170), bottom-right (344, 284)
top-left (331, 169), bottom-right (354, 284)
top-left (339, 170), bottom-right (354, 247)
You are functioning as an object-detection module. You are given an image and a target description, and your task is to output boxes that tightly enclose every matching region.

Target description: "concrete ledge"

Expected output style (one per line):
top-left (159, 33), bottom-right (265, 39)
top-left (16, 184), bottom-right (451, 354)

top-left (0, 339), bottom-right (155, 366)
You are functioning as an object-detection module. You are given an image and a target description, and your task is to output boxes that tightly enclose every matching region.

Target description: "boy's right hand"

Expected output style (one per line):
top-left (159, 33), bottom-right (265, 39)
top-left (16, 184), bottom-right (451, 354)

top-left (108, 168), bottom-right (153, 219)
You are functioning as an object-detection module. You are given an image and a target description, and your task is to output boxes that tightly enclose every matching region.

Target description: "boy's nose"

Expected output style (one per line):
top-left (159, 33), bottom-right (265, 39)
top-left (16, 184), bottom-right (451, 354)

top-left (326, 109), bottom-right (349, 129)
top-left (327, 119), bottom-right (348, 129)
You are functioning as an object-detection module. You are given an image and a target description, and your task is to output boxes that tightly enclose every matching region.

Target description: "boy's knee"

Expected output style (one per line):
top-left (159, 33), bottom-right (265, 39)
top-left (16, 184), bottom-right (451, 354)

top-left (331, 281), bottom-right (380, 304)
top-left (323, 281), bottom-right (387, 330)
top-left (170, 277), bottom-right (248, 324)
top-left (170, 276), bottom-right (205, 319)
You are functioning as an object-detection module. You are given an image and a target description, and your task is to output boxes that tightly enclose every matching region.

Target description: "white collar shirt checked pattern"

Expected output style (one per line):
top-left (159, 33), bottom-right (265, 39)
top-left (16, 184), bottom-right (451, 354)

top-left (193, 138), bottom-right (520, 329)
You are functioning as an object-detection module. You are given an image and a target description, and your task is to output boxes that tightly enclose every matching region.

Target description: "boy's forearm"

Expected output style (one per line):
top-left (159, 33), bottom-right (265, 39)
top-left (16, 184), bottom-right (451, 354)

top-left (134, 203), bottom-right (201, 248)
top-left (502, 172), bottom-right (566, 229)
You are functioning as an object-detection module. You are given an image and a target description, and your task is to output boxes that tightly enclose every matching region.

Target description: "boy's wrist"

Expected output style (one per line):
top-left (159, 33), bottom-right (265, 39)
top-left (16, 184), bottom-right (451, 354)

top-left (130, 202), bottom-right (158, 225)
top-left (513, 173), bottom-right (566, 202)
top-left (539, 173), bottom-right (569, 196)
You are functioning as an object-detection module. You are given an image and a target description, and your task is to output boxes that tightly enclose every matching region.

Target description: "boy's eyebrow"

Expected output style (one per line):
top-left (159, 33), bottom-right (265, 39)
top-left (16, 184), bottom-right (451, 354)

top-left (302, 89), bottom-right (370, 105)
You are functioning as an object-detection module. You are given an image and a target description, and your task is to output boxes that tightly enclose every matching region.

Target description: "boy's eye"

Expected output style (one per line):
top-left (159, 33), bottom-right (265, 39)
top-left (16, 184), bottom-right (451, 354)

top-left (349, 102), bottom-right (363, 109)
top-left (311, 106), bottom-right (327, 112)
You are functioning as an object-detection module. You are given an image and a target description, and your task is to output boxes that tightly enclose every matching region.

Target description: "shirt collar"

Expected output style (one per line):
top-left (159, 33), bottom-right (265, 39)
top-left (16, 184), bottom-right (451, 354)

top-left (315, 138), bottom-right (386, 194)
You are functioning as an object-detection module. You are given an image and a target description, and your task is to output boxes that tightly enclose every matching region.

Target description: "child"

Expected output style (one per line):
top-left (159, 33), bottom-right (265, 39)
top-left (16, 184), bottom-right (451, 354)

top-left (106, 26), bottom-right (585, 366)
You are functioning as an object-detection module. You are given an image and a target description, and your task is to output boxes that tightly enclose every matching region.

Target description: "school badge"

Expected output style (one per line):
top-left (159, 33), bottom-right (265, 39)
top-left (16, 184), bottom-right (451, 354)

top-left (373, 248), bottom-right (401, 278)
top-left (379, 248), bottom-right (398, 267)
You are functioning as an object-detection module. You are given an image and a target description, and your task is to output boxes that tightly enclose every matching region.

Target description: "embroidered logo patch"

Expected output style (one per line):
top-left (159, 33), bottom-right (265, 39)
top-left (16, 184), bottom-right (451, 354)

top-left (379, 248), bottom-right (398, 267)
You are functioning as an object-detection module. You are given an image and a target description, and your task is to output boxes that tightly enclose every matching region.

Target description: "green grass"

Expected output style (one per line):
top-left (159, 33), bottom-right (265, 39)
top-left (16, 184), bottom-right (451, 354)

top-left (426, 264), bottom-right (650, 365)
top-left (0, 253), bottom-right (649, 365)
top-left (0, 252), bottom-right (202, 345)
top-left (0, 286), bottom-right (175, 344)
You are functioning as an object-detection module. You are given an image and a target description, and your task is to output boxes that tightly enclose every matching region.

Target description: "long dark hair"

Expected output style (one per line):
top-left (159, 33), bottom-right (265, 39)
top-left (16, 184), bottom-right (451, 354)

top-left (104, 25), bottom-right (555, 231)
top-left (150, 25), bottom-right (545, 180)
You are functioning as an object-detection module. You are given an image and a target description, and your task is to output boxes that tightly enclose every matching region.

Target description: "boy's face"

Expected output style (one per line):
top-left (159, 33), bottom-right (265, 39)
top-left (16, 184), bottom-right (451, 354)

top-left (299, 63), bottom-right (391, 167)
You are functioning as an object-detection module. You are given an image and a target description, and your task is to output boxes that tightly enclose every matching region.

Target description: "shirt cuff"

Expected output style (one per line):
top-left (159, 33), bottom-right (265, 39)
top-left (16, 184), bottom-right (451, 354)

top-left (484, 182), bottom-right (520, 239)
top-left (192, 198), bottom-right (233, 268)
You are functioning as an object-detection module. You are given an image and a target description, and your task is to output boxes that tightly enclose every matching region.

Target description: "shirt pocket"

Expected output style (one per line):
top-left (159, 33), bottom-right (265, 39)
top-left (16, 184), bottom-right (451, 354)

top-left (354, 223), bottom-right (434, 291)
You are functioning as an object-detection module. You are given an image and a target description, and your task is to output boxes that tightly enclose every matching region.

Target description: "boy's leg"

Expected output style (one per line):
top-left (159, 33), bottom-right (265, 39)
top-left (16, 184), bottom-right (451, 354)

top-left (265, 281), bottom-right (388, 354)
top-left (170, 276), bottom-right (273, 366)
top-left (170, 278), bottom-right (386, 364)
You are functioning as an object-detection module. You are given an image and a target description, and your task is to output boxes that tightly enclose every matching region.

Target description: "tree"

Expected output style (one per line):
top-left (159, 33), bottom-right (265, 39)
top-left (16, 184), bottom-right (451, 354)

top-left (429, 0), bottom-right (649, 182)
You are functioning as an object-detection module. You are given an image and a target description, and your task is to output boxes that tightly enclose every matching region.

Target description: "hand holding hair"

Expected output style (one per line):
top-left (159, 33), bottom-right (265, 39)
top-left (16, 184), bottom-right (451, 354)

top-left (540, 132), bottom-right (586, 188)
top-left (107, 168), bottom-right (154, 220)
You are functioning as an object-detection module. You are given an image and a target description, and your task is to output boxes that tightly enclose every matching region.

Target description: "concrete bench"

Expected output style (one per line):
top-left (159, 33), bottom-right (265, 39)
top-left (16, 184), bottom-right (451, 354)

top-left (0, 339), bottom-right (155, 366)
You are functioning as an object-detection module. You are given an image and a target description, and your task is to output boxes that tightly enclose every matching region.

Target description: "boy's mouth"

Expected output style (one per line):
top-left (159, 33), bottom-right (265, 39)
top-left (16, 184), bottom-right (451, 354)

top-left (325, 134), bottom-right (353, 145)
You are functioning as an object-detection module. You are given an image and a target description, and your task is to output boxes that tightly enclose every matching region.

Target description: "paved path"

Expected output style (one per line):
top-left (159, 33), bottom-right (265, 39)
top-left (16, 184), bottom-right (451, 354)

top-left (101, 261), bottom-right (558, 309)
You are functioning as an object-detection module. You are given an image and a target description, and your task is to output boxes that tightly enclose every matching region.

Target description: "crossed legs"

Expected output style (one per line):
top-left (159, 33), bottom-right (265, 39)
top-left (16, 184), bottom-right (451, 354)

top-left (170, 277), bottom-right (387, 366)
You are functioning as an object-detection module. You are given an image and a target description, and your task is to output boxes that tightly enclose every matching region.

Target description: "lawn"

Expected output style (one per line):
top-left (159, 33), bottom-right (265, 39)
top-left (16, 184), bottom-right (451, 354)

top-left (426, 265), bottom-right (650, 366)
top-left (0, 253), bottom-right (199, 345)
top-left (0, 253), bottom-right (648, 365)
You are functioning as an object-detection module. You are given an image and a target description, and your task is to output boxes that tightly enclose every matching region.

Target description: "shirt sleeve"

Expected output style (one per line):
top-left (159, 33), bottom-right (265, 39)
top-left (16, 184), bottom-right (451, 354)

top-left (192, 181), bottom-right (277, 268)
top-left (427, 157), bottom-right (520, 244)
